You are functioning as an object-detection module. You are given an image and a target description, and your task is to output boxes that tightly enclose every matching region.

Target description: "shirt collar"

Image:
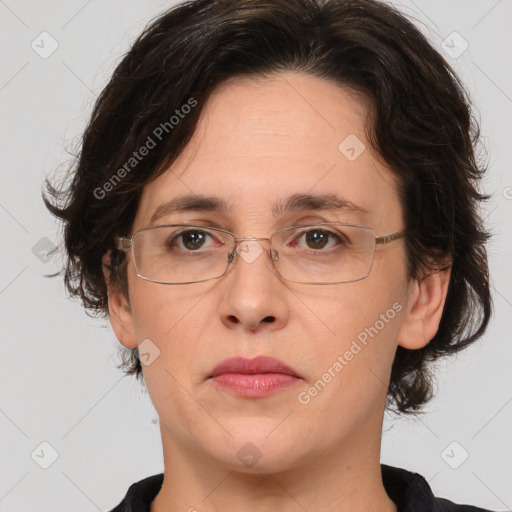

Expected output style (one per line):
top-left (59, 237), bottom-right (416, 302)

top-left (109, 464), bottom-right (468, 512)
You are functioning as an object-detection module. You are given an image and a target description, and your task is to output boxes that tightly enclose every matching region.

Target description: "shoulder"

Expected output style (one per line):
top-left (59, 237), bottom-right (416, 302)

top-left (381, 464), bottom-right (500, 512)
top-left (434, 496), bottom-right (499, 512)
top-left (108, 473), bottom-right (164, 512)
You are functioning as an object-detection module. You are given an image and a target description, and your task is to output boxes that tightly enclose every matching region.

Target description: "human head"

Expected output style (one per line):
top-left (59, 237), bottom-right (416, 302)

top-left (43, 0), bottom-right (491, 417)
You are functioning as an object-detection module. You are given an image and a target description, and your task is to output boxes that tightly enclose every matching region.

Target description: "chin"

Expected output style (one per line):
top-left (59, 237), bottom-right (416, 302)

top-left (201, 421), bottom-right (307, 473)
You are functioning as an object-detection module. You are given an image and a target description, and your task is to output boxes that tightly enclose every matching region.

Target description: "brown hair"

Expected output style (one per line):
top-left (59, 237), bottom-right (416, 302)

top-left (43, 0), bottom-right (491, 414)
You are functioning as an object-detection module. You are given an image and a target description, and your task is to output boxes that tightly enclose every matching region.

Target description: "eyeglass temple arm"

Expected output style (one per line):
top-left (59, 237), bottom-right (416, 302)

top-left (116, 236), bottom-right (131, 252)
top-left (376, 232), bottom-right (405, 245)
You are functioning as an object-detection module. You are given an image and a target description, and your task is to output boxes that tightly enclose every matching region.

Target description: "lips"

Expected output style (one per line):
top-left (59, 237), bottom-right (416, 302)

top-left (208, 356), bottom-right (303, 398)
top-left (209, 356), bottom-right (301, 379)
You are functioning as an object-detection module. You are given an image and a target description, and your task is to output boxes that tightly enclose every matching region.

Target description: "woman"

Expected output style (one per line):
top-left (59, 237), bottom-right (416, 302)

top-left (44, 0), bottom-right (497, 510)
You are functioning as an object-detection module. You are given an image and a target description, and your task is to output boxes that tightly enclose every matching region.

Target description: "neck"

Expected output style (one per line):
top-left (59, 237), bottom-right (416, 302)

top-left (150, 408), bottom-right (396, 512)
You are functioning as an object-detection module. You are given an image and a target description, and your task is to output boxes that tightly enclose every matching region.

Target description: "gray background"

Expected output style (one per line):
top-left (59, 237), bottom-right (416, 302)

top-left (0, 1), bottom-right (511, 510)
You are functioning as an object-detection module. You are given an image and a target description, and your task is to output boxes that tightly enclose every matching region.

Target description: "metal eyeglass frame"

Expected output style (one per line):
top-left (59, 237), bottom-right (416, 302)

top-left (115, 223), bottom-right (405, 285)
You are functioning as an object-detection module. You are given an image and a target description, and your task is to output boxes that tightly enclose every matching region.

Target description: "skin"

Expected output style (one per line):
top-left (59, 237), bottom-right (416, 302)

top-left (105, 71), bottom-right (450, 512)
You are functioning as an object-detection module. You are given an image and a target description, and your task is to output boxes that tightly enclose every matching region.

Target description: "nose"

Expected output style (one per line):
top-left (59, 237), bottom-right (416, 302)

top-left (218, 239), bottom-right (290, 332)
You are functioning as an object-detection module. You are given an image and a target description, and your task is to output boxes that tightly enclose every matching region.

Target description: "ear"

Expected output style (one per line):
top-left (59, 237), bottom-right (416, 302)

top-left (102, 251), bottom-right (138, 350)
top-left (397, 264), bottom-right (451, 350)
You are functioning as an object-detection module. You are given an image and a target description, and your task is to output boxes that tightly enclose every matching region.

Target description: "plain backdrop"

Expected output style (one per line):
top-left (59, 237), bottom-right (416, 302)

top-left (1, 1), bottom-right (511, 511)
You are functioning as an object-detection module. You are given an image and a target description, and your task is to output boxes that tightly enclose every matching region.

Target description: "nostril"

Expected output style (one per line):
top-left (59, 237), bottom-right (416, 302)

top-left (262, 316), bottom-right (275, 323)
top-left (227, 315), bottom-right (239, 324)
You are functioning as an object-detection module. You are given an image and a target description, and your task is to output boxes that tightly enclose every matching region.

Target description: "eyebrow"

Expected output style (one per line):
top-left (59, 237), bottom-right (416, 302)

top-left (149, 192), bottom-right (367, 225)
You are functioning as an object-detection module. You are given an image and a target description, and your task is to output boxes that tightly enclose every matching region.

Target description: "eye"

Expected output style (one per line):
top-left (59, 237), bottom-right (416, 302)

top-left (289, 228), bottom-right (344, 251)
top-left (167, 229), bottom-right (219, 251)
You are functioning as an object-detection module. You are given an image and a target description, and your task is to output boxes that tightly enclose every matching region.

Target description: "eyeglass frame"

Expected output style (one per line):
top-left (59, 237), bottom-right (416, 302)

top-left (115, 222), bottom-right (405, 285)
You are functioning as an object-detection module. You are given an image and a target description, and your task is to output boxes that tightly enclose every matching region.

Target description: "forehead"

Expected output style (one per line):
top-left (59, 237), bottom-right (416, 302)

top-left (134, 71), bottom-right (402, 233)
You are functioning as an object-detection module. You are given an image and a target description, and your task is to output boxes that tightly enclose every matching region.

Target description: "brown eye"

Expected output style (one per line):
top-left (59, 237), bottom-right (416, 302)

top-left (289, 228), bottom-right (343, 251)
top-left (167, 230), bottom-right (211, 251)
top-left (304, 229), bottom-right (331, 249)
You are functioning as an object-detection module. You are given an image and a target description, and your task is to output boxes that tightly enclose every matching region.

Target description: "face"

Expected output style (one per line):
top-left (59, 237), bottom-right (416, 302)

top-left (110, 71), bottom-right (426, 474)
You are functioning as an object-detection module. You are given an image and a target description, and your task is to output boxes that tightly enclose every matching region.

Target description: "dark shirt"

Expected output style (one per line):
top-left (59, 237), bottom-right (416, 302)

top-left (108, 464), bottom-right (498, 512)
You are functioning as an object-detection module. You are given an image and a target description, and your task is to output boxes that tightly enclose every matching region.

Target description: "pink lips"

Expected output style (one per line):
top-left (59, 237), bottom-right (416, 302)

top-left (209, 356), bottom-right (303, 398)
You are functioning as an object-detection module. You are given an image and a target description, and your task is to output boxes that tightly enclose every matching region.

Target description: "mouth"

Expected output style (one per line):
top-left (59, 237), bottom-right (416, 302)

top-left (208, 356), bottom-right (303, 398)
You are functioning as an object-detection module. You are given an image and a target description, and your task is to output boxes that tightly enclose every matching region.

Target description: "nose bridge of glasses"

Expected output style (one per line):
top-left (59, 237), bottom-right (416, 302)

top-left (234, 236), bottom-right (270, 243)
top-left (228, 236), bottom-right (279, 264)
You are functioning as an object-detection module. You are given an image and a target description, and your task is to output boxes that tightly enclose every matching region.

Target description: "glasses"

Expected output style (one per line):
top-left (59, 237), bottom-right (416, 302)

top-left (116, 223), bottom-right (404, 285)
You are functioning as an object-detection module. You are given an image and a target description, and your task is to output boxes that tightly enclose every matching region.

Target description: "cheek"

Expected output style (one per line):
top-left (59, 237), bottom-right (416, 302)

top-left (128, 283), bottom-right (213, 434)
top-left (129, 273), bottom-right (209, 336)
top-left (295, 300), bottom-right (403, 443)
top-left (128, 279), bottom-right (217, 381)
top-left (303, 270), bottom-right (405, 348)
top-left (297, 268), bottom-right (407, 406)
